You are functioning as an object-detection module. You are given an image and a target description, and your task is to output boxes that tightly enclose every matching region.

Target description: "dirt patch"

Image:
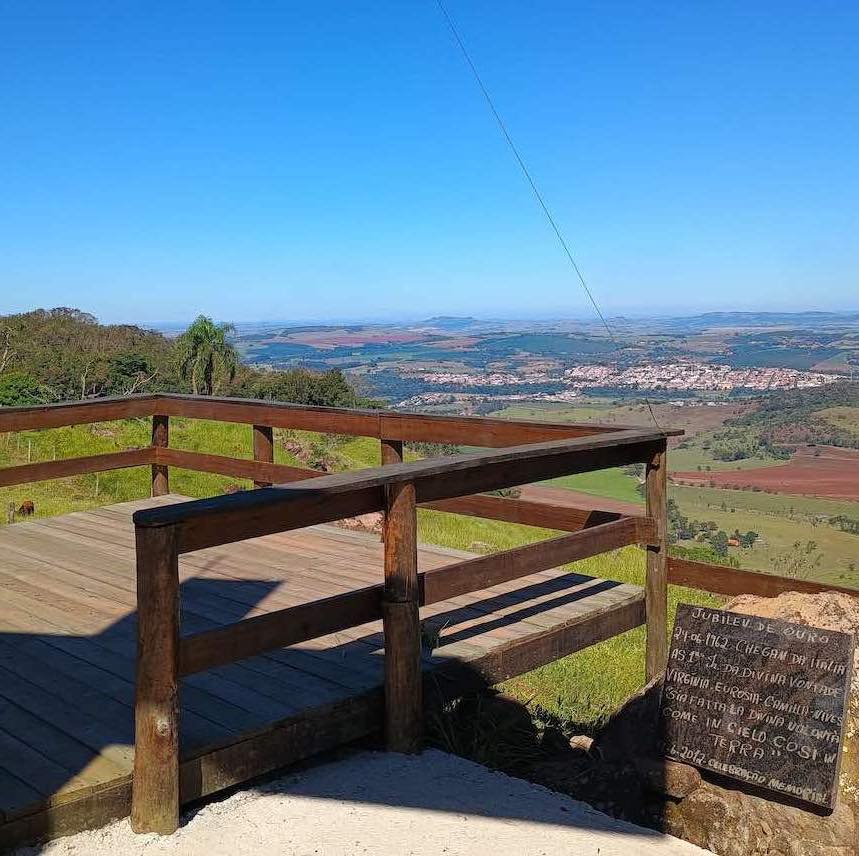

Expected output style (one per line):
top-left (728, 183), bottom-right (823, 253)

top-left (520, 485), bottom-right (642, 516)
top-left (672, 445), bottom-right (859, 500)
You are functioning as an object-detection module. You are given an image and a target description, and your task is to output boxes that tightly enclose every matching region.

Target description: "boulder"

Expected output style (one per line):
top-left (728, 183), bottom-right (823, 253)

top-left (334, 512), bottom-right (384, 535)
top-left (592, 591), bottom-right (859, 855)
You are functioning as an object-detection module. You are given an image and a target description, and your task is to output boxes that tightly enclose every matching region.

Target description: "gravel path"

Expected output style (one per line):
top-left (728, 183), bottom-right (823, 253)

top-left (17, 750), bottom-right (709, 856)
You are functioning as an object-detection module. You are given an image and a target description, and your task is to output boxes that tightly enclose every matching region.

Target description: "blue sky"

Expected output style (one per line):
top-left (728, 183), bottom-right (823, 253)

top-left (2, 1), bottom-right (858, 324)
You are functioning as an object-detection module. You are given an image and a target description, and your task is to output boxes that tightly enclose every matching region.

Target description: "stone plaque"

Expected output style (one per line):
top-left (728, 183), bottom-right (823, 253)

top-left (660, 603), bottom-right (854, 809)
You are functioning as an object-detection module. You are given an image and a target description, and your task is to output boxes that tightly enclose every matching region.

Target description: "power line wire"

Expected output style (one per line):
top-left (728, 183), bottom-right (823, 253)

top-left (433, 0), bottom-right (661, 429)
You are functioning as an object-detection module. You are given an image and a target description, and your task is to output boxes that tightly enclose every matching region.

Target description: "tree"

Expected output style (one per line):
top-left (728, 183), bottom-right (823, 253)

top-left (249, 368), bottom-right (360, 408)
top-left (740, 531), bottom-right (759, 548)
top-left (106, 353), bottom-right (159, 396)
top-left (710, 530), bottom-right (729, 557)
top-left (0, 371), bottom-right (42, 406)
top-left (175, 316), bottom-right (238, 395)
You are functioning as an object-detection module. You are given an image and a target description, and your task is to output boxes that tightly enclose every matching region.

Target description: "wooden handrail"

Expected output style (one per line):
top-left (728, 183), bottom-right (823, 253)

top-left (0, 394), bottom-right (678, 834)
top-left (176, 514), bottom-right (654, 676)
top-left (154, 447), bottom-right (318, 484)
top-left (421, 516), bottom-right (654, 604)
top-left (668, 557), bottom-right (859, 600)
top-left (0, 448), bottom-right (153, 487)
top-left (2, 392), bottom-right (677, 442)
top-left (132, 429), bottom-right (665, 552)
top-left (0, 395), bottom-right (157, 432)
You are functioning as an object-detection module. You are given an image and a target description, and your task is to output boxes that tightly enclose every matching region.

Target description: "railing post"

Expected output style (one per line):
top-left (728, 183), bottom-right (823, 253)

top-left (151, 414), bottom-right (169, 497)
top-left (645, 440), bottom-right (668, 680)
top-left (380, 437), bottom-right (404, 543)
top-left (380, 437), bottom-right (403, 467)
top-left (131, 522), bottom-right (181, 834)
top-left (382, 478), bottom-right (422, 753)
top-left (252, 424), bottom-right (275, 488)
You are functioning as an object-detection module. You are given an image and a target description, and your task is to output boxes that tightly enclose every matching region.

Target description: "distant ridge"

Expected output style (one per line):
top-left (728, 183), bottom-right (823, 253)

top-left (423, 316), bottom-right (478, 330)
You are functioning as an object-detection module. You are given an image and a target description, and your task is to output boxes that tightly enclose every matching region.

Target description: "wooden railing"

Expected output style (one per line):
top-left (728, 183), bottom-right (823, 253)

top-left (0, 395), bottom-right (671, 833)
top-left (5, 395), bottom-right (856, 832)
top-left (128, 425), bottom-right (667, 833)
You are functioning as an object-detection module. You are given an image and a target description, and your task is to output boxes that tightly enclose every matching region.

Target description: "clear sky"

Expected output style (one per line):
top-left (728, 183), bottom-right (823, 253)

top-left (2, 1), bottom-right (858, 324)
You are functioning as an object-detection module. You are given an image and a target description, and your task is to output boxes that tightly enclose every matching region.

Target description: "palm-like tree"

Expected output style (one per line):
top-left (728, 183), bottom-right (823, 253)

top-left (176, 315), bottom-right (238, 395)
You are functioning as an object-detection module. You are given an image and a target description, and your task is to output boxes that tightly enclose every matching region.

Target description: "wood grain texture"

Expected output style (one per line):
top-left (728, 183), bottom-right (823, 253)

top-left (130, 524), bottom-right (180, 835)
top-left (422, 517), bottom-right (651, 604)
top-left (155, 448), bottom-right (318, 484)
top-left (0, 448), bottom-right (153, 488)
top-left (668, 557), bottom-right (859, 600)
top-left (251, 424), bottom-right (275, 488)
top-left (644, 442), bottom-right (668, 680)
top-left (150, 415), bottom-right (169, 497)
top-left (380, 437), bottom-right (404, 466)
top-left (0, 495), bottom-right (652, 849)
top-left (422, 493), bottom-right (623, 532)
top-left (0, 396), bottom-right (157, 433)
top-left (179, 585), bottom-right (384, 676)
top-left (383, 480), bottom-right (421, 753)
top-left (135, 429), bottom-right (665, 553)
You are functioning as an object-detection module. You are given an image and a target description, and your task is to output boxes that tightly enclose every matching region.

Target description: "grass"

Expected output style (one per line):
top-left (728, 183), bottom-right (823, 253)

top-left (668, 444), bottom-right (781, 473)
top-left (417, 507), bottom-right (720, 724)
top-left (545, 467), bottom-right (642, 504)
top-left (818, 406), bottom-right (859, 440)
top-left (670, 483), bottom-right (859, 584)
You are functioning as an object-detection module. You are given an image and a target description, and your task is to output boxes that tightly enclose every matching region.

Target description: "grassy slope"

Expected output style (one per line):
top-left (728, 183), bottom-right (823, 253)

top-left (670, 484), bottom-right (859, 584)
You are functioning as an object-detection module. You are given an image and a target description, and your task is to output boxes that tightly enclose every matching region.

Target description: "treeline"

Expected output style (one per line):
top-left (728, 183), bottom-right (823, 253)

top-left (729, 381), bottom-right (859, 450)
top-left (667, 498), bottom-right (758, 556)
top-left (0, 308), bottom-right (372, 409)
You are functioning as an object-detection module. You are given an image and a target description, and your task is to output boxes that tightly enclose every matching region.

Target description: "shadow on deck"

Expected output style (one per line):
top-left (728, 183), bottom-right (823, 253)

top-left (0, 496), bottom-right (645, 849)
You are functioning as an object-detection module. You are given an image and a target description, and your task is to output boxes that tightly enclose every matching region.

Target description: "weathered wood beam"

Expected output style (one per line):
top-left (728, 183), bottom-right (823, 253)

top-left (0, 395), bottom-right (158, 433)
top-left (668, 557), bottom-right (859, 600)
top-left (155, 395), bottom-right (381, 437)
top-left (134, 429), bottom-right (665, 553)
top-left (645, 441), bottom-right (668, 680)
top-left (377, 412), bottom-right (620, 447)
top-left (421, 493), bottom-right (625, 532)
top-left (130, 523), bottom-right (181, 835)
top-left (154, 448), bottom-right (317, 485)
top-left (251, 424), bottom-right (275, 488)
top-left (178, 585), bottom-right (384, 676)
top-left (382, 479), bottom-right (422, 753)
top-left (422, 516), bottom-right (654, 605)
top-left (0, 448), bottom-right (153, 488)
top-left (151, 415), bottom-right (169, 497)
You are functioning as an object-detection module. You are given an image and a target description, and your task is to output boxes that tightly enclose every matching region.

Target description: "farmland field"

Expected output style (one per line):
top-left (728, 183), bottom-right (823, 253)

top-left (670, 483), bottom-right (859, 585)
top-left (673, 445), bottom-right (859, 500)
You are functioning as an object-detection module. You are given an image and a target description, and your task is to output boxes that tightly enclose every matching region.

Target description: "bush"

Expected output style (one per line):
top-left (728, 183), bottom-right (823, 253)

top-left (0, 371), bottom-right (42, 406)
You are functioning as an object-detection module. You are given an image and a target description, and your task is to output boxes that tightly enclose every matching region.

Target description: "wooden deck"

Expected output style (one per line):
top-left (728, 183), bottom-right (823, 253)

top-left (0, 494), bottom-right (645, 845)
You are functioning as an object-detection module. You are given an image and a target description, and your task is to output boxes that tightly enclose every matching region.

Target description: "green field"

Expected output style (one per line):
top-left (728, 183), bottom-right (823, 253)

top-left (546, 467), bottom-right (642, 504)
top-left (670, 484), bottom-right (859, 584)
top-left (667, 444), bottom-right (781, 473)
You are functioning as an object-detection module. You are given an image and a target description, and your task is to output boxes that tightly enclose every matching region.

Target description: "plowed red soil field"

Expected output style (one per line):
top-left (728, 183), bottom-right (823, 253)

top-left (672, 446), bottom-right (859, 500)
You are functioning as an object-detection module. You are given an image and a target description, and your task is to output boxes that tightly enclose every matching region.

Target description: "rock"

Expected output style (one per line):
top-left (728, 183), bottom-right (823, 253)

top-left (591, 591), bottom-right (859, 855)
top-left (568, 734), bottom-right (595, 755)
top-left (665, 784), bottom-right (856, 856)
top-left (594, 675), bottom-right (664, 764)
top-left (334, 512), bottom-right (383, 535)
top-left (637, 758), bottom-right (702, 800)
top-left (468, 541), bottom-right (494, 554)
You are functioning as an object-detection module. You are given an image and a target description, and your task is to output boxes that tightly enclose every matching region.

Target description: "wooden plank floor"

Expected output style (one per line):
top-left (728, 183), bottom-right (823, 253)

top-left (0, 495), bottom-right (645, 845)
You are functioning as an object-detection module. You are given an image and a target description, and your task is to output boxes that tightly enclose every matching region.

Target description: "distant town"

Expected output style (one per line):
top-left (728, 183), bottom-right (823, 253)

top-left (406, 361), bottom-right (841, 395)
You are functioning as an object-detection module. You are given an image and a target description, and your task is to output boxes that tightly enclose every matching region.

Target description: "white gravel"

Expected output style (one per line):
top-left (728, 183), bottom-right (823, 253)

top-left (18, 750), bottom-right (709, 856)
